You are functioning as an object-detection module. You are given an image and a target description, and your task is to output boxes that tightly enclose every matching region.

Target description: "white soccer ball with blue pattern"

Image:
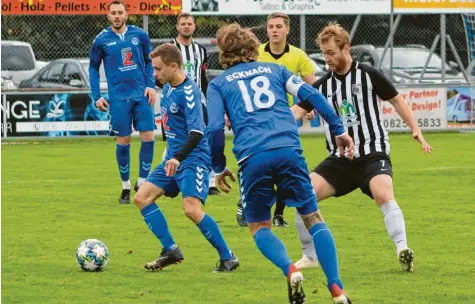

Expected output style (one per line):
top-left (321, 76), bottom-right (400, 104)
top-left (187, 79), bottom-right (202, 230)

top-left (76, 239), bottom-right (109, 272)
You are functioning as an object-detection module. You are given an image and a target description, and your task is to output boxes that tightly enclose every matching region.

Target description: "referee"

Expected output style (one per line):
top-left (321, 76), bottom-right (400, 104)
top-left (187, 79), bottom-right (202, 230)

top-left (292, 22), bottom-right (433, 271)
top-left (235, 12), bottom-right (317, 228)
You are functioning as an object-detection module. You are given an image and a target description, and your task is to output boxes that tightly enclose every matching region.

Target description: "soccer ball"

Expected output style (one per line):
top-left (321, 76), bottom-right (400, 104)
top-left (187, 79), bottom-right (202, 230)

top-left (75, 239), bottom-right (109, 272)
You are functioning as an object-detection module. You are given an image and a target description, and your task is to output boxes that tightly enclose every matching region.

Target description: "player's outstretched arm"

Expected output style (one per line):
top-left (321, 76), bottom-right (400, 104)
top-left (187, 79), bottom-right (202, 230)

top-left (281, 67), bottom-right (344, 136)
top-left (206, 82), bottom-right (227, 173)
top-left (141, 31), bottom-right (157, 104)
top-left (368, 66), bottom-right (433, 154)
top-left (206, 82), bottom-right (237, 192)
top-left (389, 94), bottom-right (433, 154)
top-left (89, 37), bottom-right (104, 107)
top-left (283, 68), bottom-right (355, 158)
top-left (293, 83), bottom-right (345, 136)
top-left (298, 86), bottom-right (344, 135)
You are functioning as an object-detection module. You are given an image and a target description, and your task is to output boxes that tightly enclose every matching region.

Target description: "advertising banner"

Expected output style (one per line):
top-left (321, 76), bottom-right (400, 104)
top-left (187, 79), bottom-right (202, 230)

top-left (381, 87), bottom-right (448, 131)
top-left (1, 0), bottom-right (181, 15)
top-left (182, 0), bottom-right (391, 15)
top-left (446, 86), bottom-right (475, 129)
top-left (1, 91), bottom-right (163, 138)
top-left (393, 0), bottom-right (475, 14)
top-left (1, 92), bottom-right (111, 137)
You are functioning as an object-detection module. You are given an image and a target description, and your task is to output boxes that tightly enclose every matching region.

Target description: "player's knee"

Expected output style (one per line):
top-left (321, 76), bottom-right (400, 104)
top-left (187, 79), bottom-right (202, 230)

top-left (116, 135), bottom-right (132, 145)
top-left (133, 192), bottom-right (148, 209)
top-left (183, 207), bottom-right (197, 220)
top-left (139, 131), bottom-right (155, 141)
top-left (182, 197), bottom-right (202, 221)
top-left (369, 175), bottom-right (395, 206)
top-left (373, 191), bottom-right (395, 206)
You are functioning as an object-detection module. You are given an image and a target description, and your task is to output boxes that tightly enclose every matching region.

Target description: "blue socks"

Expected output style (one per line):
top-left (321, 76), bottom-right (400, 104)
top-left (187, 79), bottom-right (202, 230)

top-left (141, 207), bottom-right (231, 259)
top-left (141, 203), bottom-right (176, 251)
top-left (139, 140), bottom-right (154, 179)
top-left (254, 228), bottom-right (292, 276)
top-left (116, 143), bottom-right (130, 182)
top-left (197, 214), bottom-right (232, 260)
top-left (116, 141), bottom-right (153, 186)
top-left (309, 222), bottom-right (343, 290)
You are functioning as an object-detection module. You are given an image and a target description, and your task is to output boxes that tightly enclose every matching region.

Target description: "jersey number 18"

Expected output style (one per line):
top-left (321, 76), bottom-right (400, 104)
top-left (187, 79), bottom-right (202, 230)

top-left (238, 76), bottom-right (276, 113)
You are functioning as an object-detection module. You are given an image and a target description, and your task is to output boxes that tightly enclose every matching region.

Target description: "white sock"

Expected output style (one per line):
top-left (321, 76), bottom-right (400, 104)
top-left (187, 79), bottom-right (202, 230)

top-left (380, 200), bottom-right (408, 254)
top-left (296, 210), bottom-right (317, 261)
top-left (209, 170), bottom-right (216, 188)
top-left (137, 177), bottom-right (146, 186)
top-left (122, 180), bottom-right (131, 190)
top-left (161, 147), bottom-right (167, 162)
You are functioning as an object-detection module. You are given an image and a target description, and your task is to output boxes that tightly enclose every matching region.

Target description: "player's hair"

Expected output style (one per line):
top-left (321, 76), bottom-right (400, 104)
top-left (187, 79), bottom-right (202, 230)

top-left (177, 13), bottom-right (195, 24)
top-left (267, 12), bottom-right (290, 27)
top-left (150, 43), bottom-right (183, 67)
top-left (108, 0), bottom-right (127, 11)
top-left (316, 22), bottom-right (350, 49)
top-left (216, 23), bottom-right (260, 69)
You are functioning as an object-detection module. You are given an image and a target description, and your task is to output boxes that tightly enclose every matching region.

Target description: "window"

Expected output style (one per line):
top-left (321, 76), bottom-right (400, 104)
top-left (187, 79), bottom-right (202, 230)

top-left (1, 45), bottom-right (35, 71)
top-left (38, 68), bottom-right (50, 82)
top-left (45, 63), bottom-right (64, 83)
top-left (457, 101), bottom-right (466, 112)
top-left (63, 63), bottom-right (82, 84)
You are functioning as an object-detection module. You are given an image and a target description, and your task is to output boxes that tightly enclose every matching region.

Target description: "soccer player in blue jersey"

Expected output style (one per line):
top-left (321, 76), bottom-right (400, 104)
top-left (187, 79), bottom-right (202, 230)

top-left (89, 0), bottom-right (156, 204)
top-left (133, 43), bottom-right (239, 272)
top-left (206, 23), bottom-right (353, 304)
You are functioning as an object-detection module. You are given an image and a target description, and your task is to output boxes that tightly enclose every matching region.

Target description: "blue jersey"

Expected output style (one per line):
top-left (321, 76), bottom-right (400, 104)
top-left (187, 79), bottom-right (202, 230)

top-left (160, 78), bottom-right (210, 166)
top-left (89, 25), bottom-right (155, 102)
top-left (207, 62), bottom-right (344, 173)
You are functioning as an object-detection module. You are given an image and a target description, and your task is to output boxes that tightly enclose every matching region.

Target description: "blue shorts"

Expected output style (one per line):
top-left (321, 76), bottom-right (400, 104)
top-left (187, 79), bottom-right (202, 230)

top-left (238, 147), bottom-right (318, 223)
top-left (146, 161), bottom-right (210, 203)
top-left (109, 96), bottom-right (156, 137)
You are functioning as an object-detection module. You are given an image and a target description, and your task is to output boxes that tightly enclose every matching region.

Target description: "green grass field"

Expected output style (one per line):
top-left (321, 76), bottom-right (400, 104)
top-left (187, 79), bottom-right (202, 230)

top-left (2, 132), bottom-right (475, 304)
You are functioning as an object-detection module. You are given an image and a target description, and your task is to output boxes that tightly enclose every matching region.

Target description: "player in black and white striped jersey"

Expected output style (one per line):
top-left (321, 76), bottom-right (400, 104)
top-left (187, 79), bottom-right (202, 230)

top-left (158, 13), bottom-right (220, 196)
top-left (170, 13), bottom-right (208, 95)
top-left (317, 61), bottom-right (392, 158)
top-left (291, 22), bottom-right (433, 272)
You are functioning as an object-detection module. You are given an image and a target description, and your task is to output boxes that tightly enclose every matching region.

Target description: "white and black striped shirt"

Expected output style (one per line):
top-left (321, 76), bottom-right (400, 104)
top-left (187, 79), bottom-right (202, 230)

top-left (313, 61), bottom-right (399, 158)
top-left (171, 38), bottom-right (208, 94)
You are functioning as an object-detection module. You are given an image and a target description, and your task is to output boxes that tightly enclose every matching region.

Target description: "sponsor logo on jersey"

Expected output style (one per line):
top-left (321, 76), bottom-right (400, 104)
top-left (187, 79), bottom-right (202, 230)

top-left (351, 84), bottom-right (361, 95)
top-left (170, 103), bottom-right (179, 114)
top-left (121, 47), bottom-right (134, 66)
top-left (339, 99), bottom-right (360, 127)
top-left (183, 61), bottom-right (195, 80)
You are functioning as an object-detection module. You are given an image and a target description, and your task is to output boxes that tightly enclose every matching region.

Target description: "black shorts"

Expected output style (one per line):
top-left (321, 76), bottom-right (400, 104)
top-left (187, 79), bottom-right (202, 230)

top-left (312, 153), bottom-right (393, 198)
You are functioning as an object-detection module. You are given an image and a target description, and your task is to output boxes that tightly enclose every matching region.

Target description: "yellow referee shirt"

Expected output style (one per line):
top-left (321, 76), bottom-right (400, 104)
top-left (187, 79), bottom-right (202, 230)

top-left (258, 43), bottom-right (315, 105)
